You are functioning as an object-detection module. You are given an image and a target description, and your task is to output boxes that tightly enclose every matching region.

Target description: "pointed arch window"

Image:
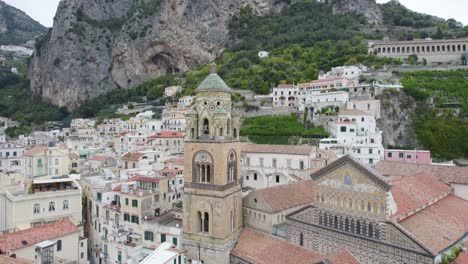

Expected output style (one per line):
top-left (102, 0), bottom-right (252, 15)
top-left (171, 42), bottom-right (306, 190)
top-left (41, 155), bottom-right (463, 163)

top-left (299, 232), bottom-right (304, 246)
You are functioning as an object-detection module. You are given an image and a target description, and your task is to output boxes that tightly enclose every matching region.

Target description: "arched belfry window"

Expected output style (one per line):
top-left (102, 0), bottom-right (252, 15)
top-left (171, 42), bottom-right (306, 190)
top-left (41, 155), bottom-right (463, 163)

top-left (193, 151), bottom-right (214, 184)
top-left (227, 150), bottom-right (237, 182)
top-left (203, 119), bottom-right (209, 135)
top-left (197, 211), bottom-right (210, 233)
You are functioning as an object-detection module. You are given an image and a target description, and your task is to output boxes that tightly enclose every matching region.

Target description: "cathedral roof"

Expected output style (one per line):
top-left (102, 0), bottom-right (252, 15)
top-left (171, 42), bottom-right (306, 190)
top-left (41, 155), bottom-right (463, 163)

top-left (399, 195), bottom-right (468, 253)
top-left (390, 171), bottom-right (452, 221)
top-left (245, 180), bottom-right (315, 213)
top-left (196, 63), bottom-right (232, 93)
top-left (232, 228), bottom-right (359, 264)
top-left (375, 160), bottom-right (468, 184)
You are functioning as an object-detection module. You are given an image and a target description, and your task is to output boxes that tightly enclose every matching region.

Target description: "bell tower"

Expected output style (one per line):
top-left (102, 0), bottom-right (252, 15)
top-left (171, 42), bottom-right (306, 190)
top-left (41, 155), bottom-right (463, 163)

top-left (182, 64), bottom-right (242, 264)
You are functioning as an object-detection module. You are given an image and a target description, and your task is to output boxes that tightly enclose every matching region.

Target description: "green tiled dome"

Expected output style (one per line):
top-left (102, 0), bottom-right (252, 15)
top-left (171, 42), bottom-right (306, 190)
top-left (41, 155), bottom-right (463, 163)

top-left (196, 63), bottom-right (232, 93)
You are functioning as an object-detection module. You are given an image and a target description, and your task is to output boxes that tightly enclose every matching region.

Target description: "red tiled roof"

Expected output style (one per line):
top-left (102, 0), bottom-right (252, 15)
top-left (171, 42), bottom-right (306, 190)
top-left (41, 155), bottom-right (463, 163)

top-left (113, 174), bottom-right (159, 191)
top-left (0, 219), bottom-right (78, 253)
top-left (253, 180), bottom-right (315, 212)
top-left (231, 228), bottom-right (325, 264)
top-left (90, 155), bottom-right (113, 161)
top-left (376, 161), bottom-right (468, 184)
top-left (399, 195), bottom-right (468, 253)
top-left (149, 131), bottom-right (184, 139)
top-left (23, 146), bottom-right (47, 156)
top-left (122, 152), bottom-right (144, 161)
top-left (391, 172), bottom-right (452, 220)
top-left (68, 153), bottom-right (79, 159)
top-left (454, 243), bottom-right (468, 264)
top-left (241, 143), bottom-right (314, 156)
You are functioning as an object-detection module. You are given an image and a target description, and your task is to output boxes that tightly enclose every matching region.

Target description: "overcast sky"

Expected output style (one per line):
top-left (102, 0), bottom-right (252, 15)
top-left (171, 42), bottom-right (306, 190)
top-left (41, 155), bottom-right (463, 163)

top-left (4, 0), bottom-right (468, 27)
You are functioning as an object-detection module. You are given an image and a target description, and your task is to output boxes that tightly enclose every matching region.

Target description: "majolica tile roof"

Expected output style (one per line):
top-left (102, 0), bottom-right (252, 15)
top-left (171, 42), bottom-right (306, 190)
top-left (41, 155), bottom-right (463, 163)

top-left (0, 219), bottom-right (78, 253)
top-left (196, 73), bottom-right (231, 93)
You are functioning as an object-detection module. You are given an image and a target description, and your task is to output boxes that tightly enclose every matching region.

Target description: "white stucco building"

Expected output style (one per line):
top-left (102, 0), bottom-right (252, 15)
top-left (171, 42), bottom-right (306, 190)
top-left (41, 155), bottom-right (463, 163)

top-left (0, 176), bottom-right (82, 233)
top-left (240, 144), bottom-right (334, 189)
top-left (319, 109), bottom-right (384, 165)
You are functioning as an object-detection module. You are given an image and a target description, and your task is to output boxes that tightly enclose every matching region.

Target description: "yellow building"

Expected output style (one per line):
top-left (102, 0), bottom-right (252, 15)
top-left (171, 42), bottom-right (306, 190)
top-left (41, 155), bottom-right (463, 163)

top-left (23, 145), bottom-right (70, 178)
top-left (182, 64), bottom-right (243, 264)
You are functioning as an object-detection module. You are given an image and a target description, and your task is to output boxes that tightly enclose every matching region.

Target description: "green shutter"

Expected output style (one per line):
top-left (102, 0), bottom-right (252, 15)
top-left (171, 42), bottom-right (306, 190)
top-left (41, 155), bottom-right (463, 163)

top-left (173, 237), bottom-right (177, 246)
top-left (125, 198), bottom-right (128, 205)
top-left (161, 234), bottom-right (166, 243)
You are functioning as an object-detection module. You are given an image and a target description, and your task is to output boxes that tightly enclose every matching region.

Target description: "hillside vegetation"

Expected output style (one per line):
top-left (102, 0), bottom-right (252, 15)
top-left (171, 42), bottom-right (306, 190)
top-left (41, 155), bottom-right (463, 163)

top-left (240, 115), bottom-right (329, 145)
top-left (74, 1), bottom-right (400, 117)
top-left (400, 70), bottom-right (468, 159)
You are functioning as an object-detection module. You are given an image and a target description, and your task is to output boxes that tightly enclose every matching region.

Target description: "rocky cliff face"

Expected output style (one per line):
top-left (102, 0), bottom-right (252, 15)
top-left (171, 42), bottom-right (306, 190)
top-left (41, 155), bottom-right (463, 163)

top-left (0, 1), bottom-right (46, 44)
top-left (378, 90), bottom-right (417, 148)
top-left (333, 0), bottom-right (382, 24)
top-left (29, 0), bottom-right (383, 110)
top-left (28, 0), bottom-right (284, 110)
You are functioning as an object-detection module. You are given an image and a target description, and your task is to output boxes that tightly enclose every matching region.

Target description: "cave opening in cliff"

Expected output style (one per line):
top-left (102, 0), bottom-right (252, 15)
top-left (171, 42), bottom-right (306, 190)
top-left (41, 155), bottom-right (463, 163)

top-left (151, 52), bottom-right (180, 74)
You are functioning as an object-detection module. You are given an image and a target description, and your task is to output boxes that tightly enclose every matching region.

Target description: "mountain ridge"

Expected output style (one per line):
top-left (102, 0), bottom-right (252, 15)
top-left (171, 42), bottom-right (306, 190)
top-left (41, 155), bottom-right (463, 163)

top-left (27, 0), bottom-right (384, 110)
top-left (0, 0), bottom-right (47, 45)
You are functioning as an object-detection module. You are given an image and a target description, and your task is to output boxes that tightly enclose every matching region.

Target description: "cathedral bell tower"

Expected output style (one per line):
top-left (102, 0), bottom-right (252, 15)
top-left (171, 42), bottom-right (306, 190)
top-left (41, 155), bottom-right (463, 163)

top-left (182, 64), bottom-right (242, 264)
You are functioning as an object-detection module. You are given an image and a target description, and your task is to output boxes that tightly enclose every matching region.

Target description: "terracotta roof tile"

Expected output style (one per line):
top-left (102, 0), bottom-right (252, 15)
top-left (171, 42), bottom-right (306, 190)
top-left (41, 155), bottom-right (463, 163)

top-left (0, 219), bottom-right (78, 253)
top-left (241, 143), bottom-right (314, 156)
top-left (122, 152), bottom-right (144, 161)
top-left (90, 155), bottom-right (113, 161)
top-left (391, 172), bottom-right (452, 220)
top-left (149, 131), bottom-right (184, 139)
top-left (376, 160), bottom-right (468, 184)
top-left (399, 195), bottom-right (468, 253)
top-left (454, 243), bottom-right (468, 264)
top-left (231, 228), bottom-right (325, 264)
top-left (23, 146), bottom-right (47, 156)
top-left (254, 180), bottom-right (315, 212)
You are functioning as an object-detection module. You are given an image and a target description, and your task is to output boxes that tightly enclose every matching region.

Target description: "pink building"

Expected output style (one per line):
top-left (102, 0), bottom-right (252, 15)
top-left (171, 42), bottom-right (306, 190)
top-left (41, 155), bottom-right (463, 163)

top-left (384, 149), bottom-right (432, 164)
